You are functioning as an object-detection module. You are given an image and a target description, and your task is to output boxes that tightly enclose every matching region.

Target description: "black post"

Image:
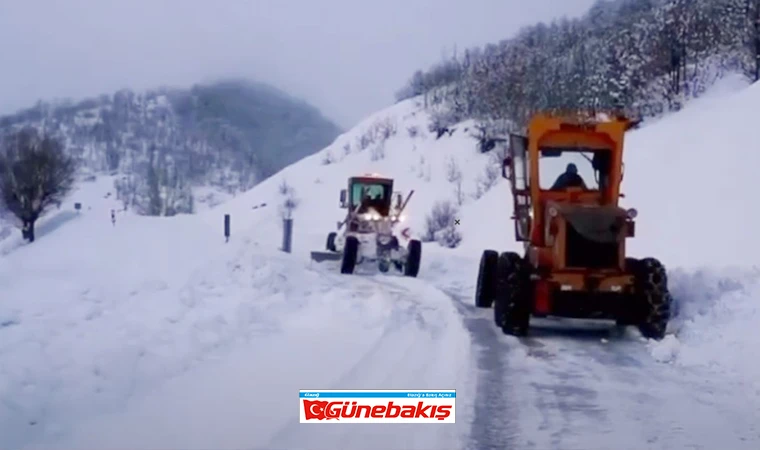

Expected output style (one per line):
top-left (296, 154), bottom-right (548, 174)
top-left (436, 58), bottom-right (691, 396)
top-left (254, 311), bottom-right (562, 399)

top-left (282, 218), bottom-right (293, 253)
top-left (224, 214), bottom-right (230, 243)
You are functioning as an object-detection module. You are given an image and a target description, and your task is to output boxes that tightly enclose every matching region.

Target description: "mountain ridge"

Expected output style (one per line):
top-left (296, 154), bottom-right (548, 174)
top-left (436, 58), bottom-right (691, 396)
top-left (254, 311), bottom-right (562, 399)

top-left (0, 78), bottom-right (342, 217)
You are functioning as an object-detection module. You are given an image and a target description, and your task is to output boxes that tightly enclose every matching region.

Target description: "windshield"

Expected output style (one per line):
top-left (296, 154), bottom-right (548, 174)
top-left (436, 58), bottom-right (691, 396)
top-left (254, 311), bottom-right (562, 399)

top-left (350, 181), bottom-right (392, 208)
top-left (538, 147), bottom-right (610, 191)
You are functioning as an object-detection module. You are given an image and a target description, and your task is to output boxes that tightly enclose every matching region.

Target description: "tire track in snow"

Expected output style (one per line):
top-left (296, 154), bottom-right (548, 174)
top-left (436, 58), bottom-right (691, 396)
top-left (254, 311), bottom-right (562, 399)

top-left (328, 290), bottom-right (429, 388)
top-left (443, 284), bottom-right (685, 449)
top-left (266, 272), bottom-right (469, 450)
top-left (548, 332), bottom-right (760, 449)
top-left (298, 268), bottom-right (432, 389)
top-left (434, 269), bottom-right (632, 448)
top-left (429, 257), bottom-right (760, 448)
top-left (509, 327), bottom-right (621, 449)
top-left (451, 294), bottom-right (760, 449)
top-left (446, 292), bottom-right (521, 450)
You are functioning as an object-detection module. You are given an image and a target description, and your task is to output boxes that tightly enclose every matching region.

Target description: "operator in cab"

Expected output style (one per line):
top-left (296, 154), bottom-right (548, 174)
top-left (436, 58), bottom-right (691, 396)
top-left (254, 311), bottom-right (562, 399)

top-left (358, 188), bottom-right (385, 214)
top-left (551, 163), bottom-right (587, 190)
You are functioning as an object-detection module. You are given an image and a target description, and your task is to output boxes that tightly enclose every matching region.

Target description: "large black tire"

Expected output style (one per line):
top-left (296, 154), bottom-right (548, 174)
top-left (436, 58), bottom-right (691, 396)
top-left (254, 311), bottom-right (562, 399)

top-left (631, 257), bottom-right (672, 340)
top-left (390, 237), bottom-right (403, 272)
top-left (493, 252), bottom-right (531, 336)
top-left (475, 250), bottom-right (499, 308)
top-left (404, 240), bottom-right (422, 277)
top-left (616, 257), bottom-right (641, 326)
top-left (326, 232), bottom-right (337, 252)
top-left (341, 236), bottom-right (359, 274)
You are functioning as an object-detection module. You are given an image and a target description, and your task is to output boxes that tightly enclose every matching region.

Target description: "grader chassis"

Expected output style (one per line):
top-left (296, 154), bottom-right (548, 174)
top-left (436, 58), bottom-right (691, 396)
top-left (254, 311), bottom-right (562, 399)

top-left (311, 174), bottom-right (422, 277)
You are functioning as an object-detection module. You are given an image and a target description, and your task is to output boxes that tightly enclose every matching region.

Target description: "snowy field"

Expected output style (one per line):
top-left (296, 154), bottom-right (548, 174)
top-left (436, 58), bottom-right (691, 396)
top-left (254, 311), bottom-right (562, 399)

top-left (2, 75), bottom-right (760, 449)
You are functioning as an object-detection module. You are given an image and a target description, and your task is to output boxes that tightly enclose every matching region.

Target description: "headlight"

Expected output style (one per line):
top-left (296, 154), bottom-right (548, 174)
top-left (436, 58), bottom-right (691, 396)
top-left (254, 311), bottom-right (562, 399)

top-left (371, 213), bottom-right (381, 220)
top-left (398, 215), bottom-right (406, 222)
top-left (626, 208), bottom-right (638, 219)
top-left (548, 206), bottom-right (558, 217)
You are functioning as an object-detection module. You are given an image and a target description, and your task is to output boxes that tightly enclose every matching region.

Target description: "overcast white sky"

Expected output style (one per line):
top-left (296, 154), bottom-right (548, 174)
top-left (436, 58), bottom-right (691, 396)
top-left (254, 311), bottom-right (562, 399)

top-left (0, 0), bottom-right (596, 128)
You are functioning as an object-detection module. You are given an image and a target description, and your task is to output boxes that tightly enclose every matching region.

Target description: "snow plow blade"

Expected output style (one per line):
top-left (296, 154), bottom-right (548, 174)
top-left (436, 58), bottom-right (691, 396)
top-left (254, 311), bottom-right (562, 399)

top-left (310, 251), bottom-right (342, 263)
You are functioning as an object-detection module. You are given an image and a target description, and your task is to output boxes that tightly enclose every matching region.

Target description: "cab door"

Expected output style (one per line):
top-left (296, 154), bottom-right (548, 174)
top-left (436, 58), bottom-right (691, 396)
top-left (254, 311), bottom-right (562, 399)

top-left (502, 134), bottom-right (531, 242)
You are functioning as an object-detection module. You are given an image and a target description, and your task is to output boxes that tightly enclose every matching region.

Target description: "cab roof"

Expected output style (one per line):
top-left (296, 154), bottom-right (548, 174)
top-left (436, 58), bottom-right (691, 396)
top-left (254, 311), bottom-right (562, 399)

top-left (350, 174), bottom-right (393, 183)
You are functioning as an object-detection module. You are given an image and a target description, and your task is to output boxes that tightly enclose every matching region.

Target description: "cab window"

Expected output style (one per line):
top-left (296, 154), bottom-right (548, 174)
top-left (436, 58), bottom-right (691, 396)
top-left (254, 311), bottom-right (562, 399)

top-left (538, 147), bottom-right (611, 191)
top-left (351, 182), bottom-right (390, 206)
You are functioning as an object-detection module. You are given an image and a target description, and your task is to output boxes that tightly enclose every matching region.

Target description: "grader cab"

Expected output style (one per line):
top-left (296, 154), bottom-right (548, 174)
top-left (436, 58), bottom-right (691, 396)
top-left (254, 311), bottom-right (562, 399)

top-left (475, 113), bottom-right (672, 340)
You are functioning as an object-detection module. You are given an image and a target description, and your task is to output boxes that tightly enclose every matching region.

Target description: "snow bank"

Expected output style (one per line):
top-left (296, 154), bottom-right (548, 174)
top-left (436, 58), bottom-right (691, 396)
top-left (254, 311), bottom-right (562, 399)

top-left (0, 191), bottom-right (221, 448)
top-left (648, 268), bottom-right (760, 396)
top-left (615, 78), bottom-right (760, 393)
top-left (624, 77), bottom-right (760, 269)
top-left (612, 76), bottom-right (760, 390)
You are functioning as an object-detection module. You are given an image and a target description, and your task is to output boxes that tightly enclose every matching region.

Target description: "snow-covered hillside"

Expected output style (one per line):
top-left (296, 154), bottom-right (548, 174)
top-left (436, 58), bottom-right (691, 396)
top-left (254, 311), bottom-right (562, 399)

top-left (3, 76), bottom-right (760, 449)
top-left (205, 98), bottom-right (519, 256)
top-left (0, 80), bottom-right (341, 218)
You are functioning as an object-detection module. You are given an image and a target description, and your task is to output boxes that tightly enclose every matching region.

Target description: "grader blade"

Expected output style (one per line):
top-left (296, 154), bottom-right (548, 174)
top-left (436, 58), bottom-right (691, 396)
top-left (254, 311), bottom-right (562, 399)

top-left (310, 251), bottom-right (342, 263)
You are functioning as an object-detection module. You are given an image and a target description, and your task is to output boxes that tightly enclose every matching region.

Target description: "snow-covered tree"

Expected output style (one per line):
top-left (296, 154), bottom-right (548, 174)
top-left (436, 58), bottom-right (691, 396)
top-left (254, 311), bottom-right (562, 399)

top-left (445, 157), bottom-right (465, 206)
top-left (0, 129), bottom-right (76, 242)
top-left (423, 200), bottom-right (461, 248)
top-left (398, 0), bottom-right (753, 128)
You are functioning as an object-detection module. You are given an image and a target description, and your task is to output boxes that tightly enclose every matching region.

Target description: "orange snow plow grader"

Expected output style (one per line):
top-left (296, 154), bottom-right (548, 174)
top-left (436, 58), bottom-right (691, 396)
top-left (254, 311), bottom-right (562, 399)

top-left (475, 112), bottom-right (672, 340)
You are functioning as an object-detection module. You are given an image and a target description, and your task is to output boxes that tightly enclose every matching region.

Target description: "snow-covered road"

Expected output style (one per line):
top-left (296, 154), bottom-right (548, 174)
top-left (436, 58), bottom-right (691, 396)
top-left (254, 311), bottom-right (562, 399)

top-left (20, 247), bottom-right (473, 450)
top-left (7, 235), bottom-right (760, 449)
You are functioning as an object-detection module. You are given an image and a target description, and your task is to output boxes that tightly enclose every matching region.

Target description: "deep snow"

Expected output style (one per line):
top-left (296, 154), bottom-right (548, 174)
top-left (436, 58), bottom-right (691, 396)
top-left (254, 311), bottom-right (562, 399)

top-left (2, 75), bottom-right (760, 449)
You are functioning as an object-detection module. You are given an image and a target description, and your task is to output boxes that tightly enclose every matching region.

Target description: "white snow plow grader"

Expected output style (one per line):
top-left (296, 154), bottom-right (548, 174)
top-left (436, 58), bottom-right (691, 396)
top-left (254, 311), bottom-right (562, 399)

top-left (310, 174), bottom-right (422, 277)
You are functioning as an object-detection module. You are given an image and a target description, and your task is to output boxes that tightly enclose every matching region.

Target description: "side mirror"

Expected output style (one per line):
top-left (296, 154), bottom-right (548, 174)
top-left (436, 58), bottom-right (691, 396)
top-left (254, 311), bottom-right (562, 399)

top-left (502, 157), bottom-right (513, 179)
top-left (340, 189), bottom-right (347, 208)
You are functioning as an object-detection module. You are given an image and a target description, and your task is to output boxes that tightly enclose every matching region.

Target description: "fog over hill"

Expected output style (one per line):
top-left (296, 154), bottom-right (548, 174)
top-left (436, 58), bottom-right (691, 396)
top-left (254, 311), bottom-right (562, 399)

top-left (0, 79), bottom-right (342, 219)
